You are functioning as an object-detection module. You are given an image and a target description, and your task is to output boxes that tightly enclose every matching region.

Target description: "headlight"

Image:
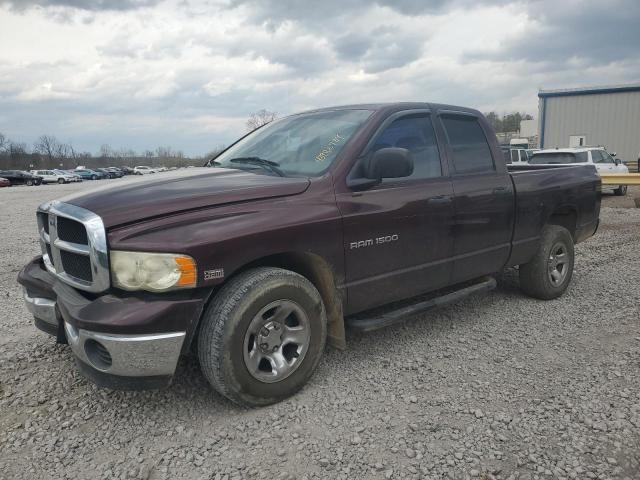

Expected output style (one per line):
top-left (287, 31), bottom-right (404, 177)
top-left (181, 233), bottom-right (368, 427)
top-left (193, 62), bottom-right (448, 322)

top-left (110, 251), bottom-right (197, 292)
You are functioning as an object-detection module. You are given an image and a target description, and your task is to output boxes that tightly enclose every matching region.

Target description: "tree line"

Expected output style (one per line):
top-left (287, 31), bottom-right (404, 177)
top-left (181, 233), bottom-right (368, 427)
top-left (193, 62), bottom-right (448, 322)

top-left (0, 132), bottom-right (222, 171)
top-left (483, 112), bottom-right (534, 134)
top-left (0, 108), bottom-right (278, 172)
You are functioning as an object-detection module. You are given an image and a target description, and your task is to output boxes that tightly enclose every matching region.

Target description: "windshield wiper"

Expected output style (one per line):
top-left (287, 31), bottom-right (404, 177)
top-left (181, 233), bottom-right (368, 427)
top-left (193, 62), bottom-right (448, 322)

top-left (229, 157), bottom-right (285, 177)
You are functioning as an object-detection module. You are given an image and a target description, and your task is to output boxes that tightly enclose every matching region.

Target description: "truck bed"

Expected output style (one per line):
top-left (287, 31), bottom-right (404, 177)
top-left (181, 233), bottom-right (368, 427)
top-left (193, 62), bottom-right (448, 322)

top-left (506, 163), bottom-right (601, 267)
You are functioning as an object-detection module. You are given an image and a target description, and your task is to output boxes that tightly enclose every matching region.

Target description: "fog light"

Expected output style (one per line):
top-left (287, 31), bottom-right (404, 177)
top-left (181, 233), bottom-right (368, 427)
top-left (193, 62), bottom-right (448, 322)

top-left (84, 339), bottom-right (112, 370)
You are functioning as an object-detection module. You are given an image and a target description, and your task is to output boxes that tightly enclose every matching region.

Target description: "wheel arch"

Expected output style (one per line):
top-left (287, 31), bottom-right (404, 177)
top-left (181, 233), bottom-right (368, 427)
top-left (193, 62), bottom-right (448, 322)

top-left (546, 205), bottom-right (578, 242)
top-left (195, 252), bottom-right (346, 351)
top-left (239, 252), bottom-right (346, 350)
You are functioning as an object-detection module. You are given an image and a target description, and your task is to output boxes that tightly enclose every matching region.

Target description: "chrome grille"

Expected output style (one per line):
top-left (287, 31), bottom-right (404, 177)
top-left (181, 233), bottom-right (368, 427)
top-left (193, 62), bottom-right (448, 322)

top-left (37, 211), bottom-right (49, 235)
top-left (60, 250), bottom-right (93, 282)
top-left (37, 201), bottom-right (110, 293)
top-left (57, 216), bottom-right (89, 244)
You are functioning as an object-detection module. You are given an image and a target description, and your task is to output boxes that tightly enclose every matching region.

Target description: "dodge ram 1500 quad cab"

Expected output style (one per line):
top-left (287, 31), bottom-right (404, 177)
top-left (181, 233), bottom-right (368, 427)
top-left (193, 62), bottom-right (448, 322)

top-left (18, 103), bottom-right (601, 406)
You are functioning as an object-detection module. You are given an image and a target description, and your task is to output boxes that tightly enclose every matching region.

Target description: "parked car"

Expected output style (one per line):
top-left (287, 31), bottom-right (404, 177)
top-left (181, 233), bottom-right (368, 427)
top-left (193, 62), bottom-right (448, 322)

top-left (133, 165), bottom-right (155, 175)
top-left (30, 169), bottom-right (76, 184)
top-left (508, 148), bottom-right (530, 165)
top-left (119, 166), bottom-right (135, 175)
top-left (105, 167), bottom-right (125, 178)
top-left (503, 148), bottom-right (540, 165)
top-left (74, 169), bottom-right (107, 180)
top-left (0, 170), bottom-right (43, 186)
top-left (95, 168), bottom-right (118, 179)
top-left (0, 177), bottom-right (10, 187)
top-left (529, 147), bottom-right (629, 195)
top-left (18, 102), bottom-right (601, 407)
top-left (55, 170), bottom-right (82, 182)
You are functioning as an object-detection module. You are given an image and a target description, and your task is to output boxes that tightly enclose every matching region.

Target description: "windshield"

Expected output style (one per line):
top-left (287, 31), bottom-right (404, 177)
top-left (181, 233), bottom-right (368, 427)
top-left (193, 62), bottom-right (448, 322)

top-left (529, 152), bottom-right (588, 164)
top-left (211, 109), bottom-right (372, 177)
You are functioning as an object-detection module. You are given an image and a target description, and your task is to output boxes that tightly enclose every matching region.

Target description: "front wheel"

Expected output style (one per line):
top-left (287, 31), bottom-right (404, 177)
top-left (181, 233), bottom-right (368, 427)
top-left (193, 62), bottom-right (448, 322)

top-left (614, 185), bottom-right (627, 196)
top-left (91, 175), bottom-right (97, 180)
top-left (26, 179), bottom-right (33, 186)
top-left (519, 225), bottom-right (575, 300)
top-left (198, 267), bottom-right (327, 406)
top-left (58, 178), bottom-right (65, 184)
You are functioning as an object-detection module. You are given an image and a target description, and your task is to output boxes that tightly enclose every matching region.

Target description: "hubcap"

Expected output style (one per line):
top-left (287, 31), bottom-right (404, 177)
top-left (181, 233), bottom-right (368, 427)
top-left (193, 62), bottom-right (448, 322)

top-left (243, 300), bottom-right (310, 383)
top-left (547, 242), bottom-right (568, 286)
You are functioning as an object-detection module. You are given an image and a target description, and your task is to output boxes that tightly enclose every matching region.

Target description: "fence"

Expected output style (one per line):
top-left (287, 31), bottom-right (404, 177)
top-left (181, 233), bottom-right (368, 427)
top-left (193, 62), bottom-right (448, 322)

top-left (600, 173), bottom-right (640, 185)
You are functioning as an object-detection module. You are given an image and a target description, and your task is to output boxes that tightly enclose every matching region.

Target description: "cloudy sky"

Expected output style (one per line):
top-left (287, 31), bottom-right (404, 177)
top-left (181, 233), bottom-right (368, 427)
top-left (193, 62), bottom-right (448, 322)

top-left (0, 0), bottom-right (638, 156)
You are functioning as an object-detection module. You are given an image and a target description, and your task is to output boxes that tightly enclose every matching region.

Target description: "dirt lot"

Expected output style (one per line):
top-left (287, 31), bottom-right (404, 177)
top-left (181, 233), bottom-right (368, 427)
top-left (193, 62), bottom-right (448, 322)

top-left (1, 181), bottom-right (639, 480)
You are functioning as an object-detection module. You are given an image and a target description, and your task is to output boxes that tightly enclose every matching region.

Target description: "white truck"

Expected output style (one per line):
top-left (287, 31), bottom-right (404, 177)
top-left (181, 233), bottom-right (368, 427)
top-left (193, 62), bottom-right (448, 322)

top-left (529, 147), bottom-right (629, 196)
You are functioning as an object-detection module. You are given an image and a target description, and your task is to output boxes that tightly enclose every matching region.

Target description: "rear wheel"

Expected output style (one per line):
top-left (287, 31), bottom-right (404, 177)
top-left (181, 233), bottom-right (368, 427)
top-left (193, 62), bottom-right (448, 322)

top-left (198, 267), bottom-right (327, 406)
top-left (58, 178), bottom-right (65, 184)
top-left (614, 185), bottom-right (627, 196)
top-left (519, 225), bottom-right (574, 300)
top-left (91, 175), bottom-right (97, 180)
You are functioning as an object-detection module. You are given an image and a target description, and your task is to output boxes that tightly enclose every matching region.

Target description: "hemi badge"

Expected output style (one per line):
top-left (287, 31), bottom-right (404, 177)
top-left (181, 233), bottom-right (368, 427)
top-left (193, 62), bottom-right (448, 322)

top-left (204, 268), bottom-right (224, 280)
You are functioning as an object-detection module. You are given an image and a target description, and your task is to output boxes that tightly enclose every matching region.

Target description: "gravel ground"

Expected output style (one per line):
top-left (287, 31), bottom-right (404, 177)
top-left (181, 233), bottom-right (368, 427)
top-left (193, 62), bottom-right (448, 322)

top-left (1, 181), bottom-right (639, 480)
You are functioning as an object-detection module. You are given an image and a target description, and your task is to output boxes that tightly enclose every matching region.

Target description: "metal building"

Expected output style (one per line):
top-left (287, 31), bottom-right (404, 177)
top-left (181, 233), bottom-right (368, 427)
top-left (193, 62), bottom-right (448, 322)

top-left (538, 83), bottom-right (640, 163)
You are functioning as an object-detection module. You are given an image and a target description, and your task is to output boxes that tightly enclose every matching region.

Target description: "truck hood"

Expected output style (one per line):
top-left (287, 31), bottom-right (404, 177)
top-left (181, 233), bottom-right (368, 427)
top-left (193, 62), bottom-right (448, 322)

top-left (60, 168), bottom-right (310, 228)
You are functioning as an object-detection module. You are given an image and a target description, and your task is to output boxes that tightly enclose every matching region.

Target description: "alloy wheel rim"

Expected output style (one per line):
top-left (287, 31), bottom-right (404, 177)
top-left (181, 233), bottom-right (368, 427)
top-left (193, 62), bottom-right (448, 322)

top-left (548, 242), bottom-right (568, 286)
top-left (243, 299), bottom-right (310, 383)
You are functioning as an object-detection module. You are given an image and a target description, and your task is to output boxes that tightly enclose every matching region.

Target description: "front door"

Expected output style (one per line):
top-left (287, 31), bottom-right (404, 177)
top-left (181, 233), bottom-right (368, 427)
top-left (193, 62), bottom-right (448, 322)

top-left (593, 149), bottom-right (626, 173)
top-left (336, 111), bottom-right (455, 314)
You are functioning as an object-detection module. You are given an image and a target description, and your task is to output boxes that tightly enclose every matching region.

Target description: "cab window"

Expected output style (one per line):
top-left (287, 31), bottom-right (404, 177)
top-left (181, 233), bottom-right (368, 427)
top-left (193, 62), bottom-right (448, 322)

top-left (441, 115), bottom-right (495, 174)
top-left (599, 151), bottom-right (615, 163)
top-left (371, 114), bottom-right (442, 181)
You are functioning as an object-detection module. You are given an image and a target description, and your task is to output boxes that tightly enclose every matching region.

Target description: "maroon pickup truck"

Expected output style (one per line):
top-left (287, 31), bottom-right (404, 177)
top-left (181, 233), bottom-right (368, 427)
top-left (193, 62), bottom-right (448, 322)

top-left (18, 103), bottom-right (601, 406)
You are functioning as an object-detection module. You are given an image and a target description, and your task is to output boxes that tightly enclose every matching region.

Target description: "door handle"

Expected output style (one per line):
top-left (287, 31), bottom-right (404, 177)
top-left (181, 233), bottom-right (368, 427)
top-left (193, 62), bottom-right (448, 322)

top-left (493, 186), bottom-right (509, 195)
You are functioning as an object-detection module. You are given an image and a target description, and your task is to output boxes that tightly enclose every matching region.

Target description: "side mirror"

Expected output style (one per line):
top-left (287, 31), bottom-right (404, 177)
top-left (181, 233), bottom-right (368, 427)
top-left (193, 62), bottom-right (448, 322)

top-left (610, 152), bottom-right (617, 157)
top-left (366, 147), bottom-right (414, 180)
top-left (614, 158), bottom-right (621, 165)
top-left (347, 148), bottom-right (414, 191)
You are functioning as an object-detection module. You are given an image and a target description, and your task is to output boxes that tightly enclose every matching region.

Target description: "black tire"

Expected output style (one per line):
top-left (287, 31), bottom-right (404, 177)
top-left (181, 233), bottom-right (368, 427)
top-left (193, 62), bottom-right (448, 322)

top-left (614, 185), bottom-right (627, 196)
top-left (58, 178), bottom-right (65, 184)
top-left (91, 175), bottom-right (97, 180)
top-left (26, 179), bottom-right (33, 186)
top-left (198, 267), bottom-right (327, 406)
top-left (519, 225), bottom-right (574, 300)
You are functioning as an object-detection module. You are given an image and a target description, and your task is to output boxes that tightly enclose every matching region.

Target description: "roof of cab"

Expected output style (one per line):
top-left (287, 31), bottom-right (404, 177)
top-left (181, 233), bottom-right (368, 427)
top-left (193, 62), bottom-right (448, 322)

top-left (292, 102), bottom-right (482, 116)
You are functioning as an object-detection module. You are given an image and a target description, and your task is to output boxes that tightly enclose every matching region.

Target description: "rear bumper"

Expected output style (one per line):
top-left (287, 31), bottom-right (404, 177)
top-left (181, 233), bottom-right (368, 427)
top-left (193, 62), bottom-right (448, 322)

top-left (18, 256), bottom-right (208, 390)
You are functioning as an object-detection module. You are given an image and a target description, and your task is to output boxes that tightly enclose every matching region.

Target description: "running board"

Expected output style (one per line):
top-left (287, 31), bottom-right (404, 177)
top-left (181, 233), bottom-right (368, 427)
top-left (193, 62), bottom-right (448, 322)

top-left (346, 276), bottom-right (497, 332)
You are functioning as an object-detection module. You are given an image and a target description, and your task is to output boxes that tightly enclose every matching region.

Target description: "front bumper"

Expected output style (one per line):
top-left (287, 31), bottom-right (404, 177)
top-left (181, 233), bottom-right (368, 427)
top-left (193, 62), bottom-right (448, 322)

top-left (24, 290), bottom-right (58, 333)
top-left (18, 257), bottom-right (208, 390)
top-left (63, 321), bottom-right (185, 377)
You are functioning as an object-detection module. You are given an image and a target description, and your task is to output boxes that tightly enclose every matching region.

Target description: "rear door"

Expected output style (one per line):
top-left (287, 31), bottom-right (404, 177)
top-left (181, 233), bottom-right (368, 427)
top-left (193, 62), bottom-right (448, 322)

top-left (438, 112), bottom-right (515, 283)
top-left (337, 110), bottom-right (455, 314)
